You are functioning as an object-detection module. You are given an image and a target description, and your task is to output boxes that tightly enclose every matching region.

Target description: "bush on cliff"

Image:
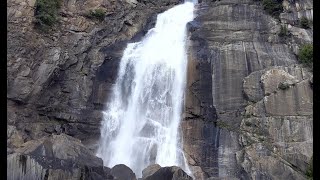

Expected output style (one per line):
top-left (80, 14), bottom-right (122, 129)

top-left (262, 0), bottom-right (283, 18)
top-left (86, 9), bottom-right (106, 21)
top-left (300, 16), bottom-right (310, 29)
top-left (278, 82), bottom-right (290, 90)
top-left (278, 25), bottom-right (289, 38)
top-left (34, 0), bottom-right (62, 29)
top-left (298, 44), bottom-right (313, 68)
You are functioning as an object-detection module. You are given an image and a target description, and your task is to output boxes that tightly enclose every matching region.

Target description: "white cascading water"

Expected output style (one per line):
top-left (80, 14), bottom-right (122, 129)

top-left (97, 1), bottom-right (195, 177)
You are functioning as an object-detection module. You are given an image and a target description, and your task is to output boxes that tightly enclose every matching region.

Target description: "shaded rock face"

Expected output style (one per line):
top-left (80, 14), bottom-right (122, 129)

top-left (7, 134), bottom-right (113, 180)
top-left (183, 0), bottom-right (312, 179)
top-left (143, 166), bottom-right (193, 180)
top-left (7, 0), bottom-right (181, 154)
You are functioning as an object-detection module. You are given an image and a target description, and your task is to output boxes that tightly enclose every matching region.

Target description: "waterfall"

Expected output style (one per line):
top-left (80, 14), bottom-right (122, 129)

top-left (97, 1), bottom-right (195, 177)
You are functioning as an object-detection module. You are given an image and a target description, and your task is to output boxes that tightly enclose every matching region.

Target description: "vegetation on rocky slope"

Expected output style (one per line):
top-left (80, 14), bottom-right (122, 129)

top-left (278, 82), bottom-right (290, 90)
top-left (85, 9), bottom-right (106, 21)
top-left (278, 25), bottom-right (290, 42)
top-left (298, 44), bottom-right (313, 68)
top-left (34, 0), bottom-right (62, 30)
top-left (300, 16), bottom-right (311, 29)
top-left (278, 25), bottom-right (289, 37)
top-left (262, 0), bottom-right (283, 18)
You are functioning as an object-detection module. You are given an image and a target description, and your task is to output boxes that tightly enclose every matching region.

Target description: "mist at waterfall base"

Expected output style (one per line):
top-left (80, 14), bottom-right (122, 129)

top-left (97, 1), bottom-right (195, 177)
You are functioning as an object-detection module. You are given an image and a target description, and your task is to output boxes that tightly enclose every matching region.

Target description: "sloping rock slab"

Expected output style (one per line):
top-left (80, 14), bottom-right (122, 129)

top-left (142, 164), bottom-right (161, 179)
top-left (7, 133), bottom-right (112, 180)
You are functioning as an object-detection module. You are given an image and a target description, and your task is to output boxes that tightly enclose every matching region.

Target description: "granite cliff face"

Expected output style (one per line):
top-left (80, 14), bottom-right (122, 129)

top-left (183, 0), bottom-right (312, 179)
top-left (7, 0), bottom-right (312, 179)
top-left (7, 0), bottom-right (185, 178)
top-left (7, 0), bottom-right (182, 153)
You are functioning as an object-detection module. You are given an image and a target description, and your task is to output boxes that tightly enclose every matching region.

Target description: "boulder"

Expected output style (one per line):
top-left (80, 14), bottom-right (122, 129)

top-left (261, 68), bottom-right (299, 95)
top-left (110, 164), bottom-right (137, 180)
top-left (142, 164), bottom-right (161, 178)
top-left (144, 166), bottom-right (192, 180)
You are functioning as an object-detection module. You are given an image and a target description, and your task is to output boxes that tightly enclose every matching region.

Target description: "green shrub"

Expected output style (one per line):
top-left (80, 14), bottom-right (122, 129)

top-left (278, 82), bottom-right (290, 90)
top-left (278, 25), bottom-right (289, 37)
top-left (34, 0), bottom-right (62, 29)
top-left (245, 121), bottom-right (252, 126)
top-left (86, 9), bottom-right (106, 21)
top-left (300, 16), bottom-right (310, 29)
top-left (298, 44), bottom-right (313, 67)
top-left (262, 0), bottom-right (283, 18)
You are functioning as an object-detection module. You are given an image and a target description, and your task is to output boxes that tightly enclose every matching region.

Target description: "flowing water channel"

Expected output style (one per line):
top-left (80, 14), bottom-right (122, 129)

top-left (97, 1), bottom-right (196, 177)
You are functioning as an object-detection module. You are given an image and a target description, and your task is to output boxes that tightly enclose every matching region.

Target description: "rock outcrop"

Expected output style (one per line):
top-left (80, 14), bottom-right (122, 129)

top-left (7, 134), bottom-right (192, 180)
top-left (7, 134), bottom-right (113, 179)
top-left (238, 65), bottom-right (312, 179)
top-left (142, 164), bottom-right (162, 179)
top-left (110, 164), bottom-right (137, 180)
top-left (183, 0), bottom-right (312, 179)
top-left (280, 0), bottom-right (313, 54)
